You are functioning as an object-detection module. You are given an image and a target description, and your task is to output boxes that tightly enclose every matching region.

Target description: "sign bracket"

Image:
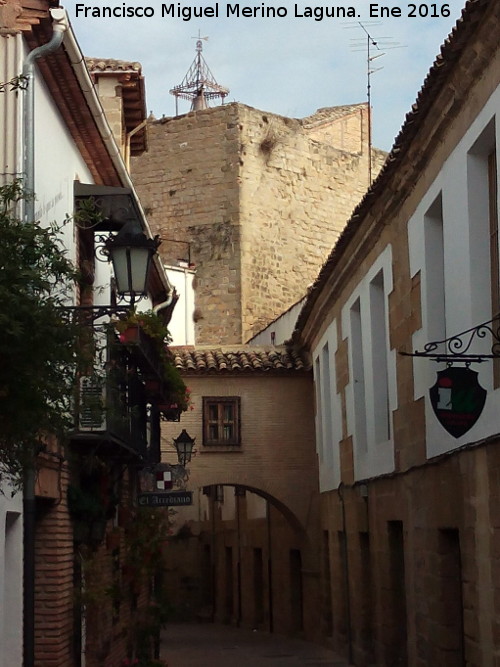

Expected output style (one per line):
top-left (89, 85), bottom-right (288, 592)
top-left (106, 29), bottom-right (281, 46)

top-left (400, 315), bottom-right (500, 364)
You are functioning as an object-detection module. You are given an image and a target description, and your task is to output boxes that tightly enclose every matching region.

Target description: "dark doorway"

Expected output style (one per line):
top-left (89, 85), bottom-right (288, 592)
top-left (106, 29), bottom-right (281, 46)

top-left (225, 546), bottom-right (234, 623)
top-left (438, 529), bottom-right (465, 666)
top-left (323, 531), bottom-right (333, 636)
top-left (253, 547), bottom-right (264, 627)
top-left (388, 521), bottom-right (407, 666)
top-left (289, 549), bottom-right (304, 634)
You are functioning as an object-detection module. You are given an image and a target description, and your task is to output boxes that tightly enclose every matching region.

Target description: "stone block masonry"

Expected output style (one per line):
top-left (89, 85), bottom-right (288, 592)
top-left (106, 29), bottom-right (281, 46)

top-left (131, 102), bottom-right (385, 344)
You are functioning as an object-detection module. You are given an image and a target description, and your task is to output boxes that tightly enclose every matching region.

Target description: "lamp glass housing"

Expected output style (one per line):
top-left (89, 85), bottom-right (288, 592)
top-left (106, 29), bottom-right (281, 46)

top-left (173, 429), bottom-right (196, 466)
top-left (105, 220), bottom-right (160, 299)
top-left (110, 245), bottom-right (152, 297)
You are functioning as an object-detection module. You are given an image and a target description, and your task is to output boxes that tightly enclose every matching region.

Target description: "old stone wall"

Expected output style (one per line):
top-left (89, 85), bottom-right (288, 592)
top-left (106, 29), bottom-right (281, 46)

top-left (131, 106), bottom-right (243, 343)
top-left (93, 76), bottom-right (124, 154)
top-left (320, 443), bottom-right (500, 667)
top-left (238, 104), bottom-right (384, 340)
top-left (131, 103), bottom-right (384, 344)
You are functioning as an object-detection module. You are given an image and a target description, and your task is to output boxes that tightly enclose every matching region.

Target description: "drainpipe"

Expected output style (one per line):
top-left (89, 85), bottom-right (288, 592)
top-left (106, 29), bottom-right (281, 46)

top-left (125, 118), bottom-right (147, 171)
top-left (22, 7), bottom-right (68, 221)
top-left (22, 10), bottom-right (68, 667)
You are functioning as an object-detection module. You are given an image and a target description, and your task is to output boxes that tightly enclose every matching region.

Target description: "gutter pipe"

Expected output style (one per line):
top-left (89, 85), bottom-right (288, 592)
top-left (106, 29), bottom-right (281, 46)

top-left (22, 11), bottom-right (69, 667)
top-left (22, 7), bottom-right (68, 222)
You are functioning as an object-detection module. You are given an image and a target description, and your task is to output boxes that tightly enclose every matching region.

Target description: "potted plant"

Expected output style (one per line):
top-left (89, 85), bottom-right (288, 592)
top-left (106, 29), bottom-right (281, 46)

top-left (113, 310), bottom-right (172, 348)
top-left (114, 311), bottom-right (191, 417)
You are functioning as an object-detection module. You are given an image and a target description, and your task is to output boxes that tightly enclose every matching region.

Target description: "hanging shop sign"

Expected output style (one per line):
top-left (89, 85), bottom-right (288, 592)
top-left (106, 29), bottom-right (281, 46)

top-left (429, 367), bottom-right (486, 438)
top-left (400, 315), bottom-right (500, 437)
top-left (156, 470), bottom-right (173, 490)
top-left (138, 491), bottom-right (193, 507)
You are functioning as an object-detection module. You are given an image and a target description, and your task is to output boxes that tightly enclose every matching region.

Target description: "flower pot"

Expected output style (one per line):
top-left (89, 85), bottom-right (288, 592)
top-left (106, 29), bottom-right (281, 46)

top-left (119, 326), bottom-right (140, 344)
top-left (159, 405), bottom-right (182, 422)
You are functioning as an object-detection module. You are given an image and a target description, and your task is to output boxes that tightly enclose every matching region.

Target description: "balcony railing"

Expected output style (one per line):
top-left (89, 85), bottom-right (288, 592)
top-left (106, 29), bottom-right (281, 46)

top-left (71, 330), bottom-right (155, 459)
top-left (74, 372), bottom-right (148, 459)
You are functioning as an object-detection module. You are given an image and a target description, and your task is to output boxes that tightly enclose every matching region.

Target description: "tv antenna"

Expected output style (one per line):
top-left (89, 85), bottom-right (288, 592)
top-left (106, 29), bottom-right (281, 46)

top-left (170, 32), bottom-right (229, 115)
top-left (345, 22), bottom-right (406, 184)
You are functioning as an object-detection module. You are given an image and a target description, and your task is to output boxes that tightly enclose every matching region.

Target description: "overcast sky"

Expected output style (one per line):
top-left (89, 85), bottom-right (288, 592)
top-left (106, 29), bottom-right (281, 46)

top-left (69, 1), bottom-right (465, 151)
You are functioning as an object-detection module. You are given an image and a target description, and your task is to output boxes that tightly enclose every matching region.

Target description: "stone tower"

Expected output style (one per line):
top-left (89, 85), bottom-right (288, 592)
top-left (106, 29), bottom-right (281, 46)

top-left (130, 102), bottom-right (385, 344)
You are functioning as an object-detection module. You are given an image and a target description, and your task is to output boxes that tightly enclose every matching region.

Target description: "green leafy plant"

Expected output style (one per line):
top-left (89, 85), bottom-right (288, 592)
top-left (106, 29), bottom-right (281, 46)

top-left (0, 180), bottom-right (81, 487)
top-left (120, 507), bottom-right (172, 662)
top-left (114, 310), bottom-right (172, 344)
top-left (113, 311), bottom-right (190, 410)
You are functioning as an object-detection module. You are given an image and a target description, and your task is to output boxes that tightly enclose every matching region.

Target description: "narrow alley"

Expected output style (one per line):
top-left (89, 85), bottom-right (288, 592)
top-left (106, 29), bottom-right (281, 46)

top-left (160, 623), bottom-right (351, 666)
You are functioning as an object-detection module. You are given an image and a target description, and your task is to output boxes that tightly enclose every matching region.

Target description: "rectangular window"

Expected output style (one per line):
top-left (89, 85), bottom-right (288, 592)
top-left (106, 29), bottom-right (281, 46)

top-left (467, 120), bottom-right (497, 378)
top-left (203, 397), bottom-right (241, 446)
top-left (321, 343), bottom-right (334, 463)
top-left (424, 193), bottom-right (445, 342)
top-left (350, 298), bottom-right (367, 453)
top-left (314, 357), bottom-right (323, 463)
top-left (370, 271), bottom-right (390, 443)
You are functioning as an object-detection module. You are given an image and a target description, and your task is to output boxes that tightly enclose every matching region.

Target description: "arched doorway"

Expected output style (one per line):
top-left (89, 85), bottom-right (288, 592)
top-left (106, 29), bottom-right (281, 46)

top-left (163, 483), bottom-right (320, 640)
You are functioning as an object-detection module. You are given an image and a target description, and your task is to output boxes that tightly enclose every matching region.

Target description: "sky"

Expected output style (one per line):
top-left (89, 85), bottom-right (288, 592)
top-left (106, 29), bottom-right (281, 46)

top-left (68, 1), bottom-right (466, 151)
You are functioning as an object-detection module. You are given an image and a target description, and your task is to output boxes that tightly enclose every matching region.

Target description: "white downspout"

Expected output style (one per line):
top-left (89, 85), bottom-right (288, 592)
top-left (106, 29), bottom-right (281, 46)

top-left (21, 10), bottom-right (68, 667)
top-left (22, 7), bottom-right (68, 223)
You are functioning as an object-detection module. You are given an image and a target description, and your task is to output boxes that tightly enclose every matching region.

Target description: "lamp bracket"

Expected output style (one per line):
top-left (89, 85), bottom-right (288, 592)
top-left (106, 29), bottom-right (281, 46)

top-left (401, 314), bottom-right (500, 364)
top-left (59, 305), bottom-right (131, 323)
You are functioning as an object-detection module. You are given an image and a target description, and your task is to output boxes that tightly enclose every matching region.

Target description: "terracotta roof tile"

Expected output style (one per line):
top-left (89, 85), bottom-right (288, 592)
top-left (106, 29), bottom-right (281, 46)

top-left (85, 57), bottom-right (142, 73)
top-left (171, 346), bottom-right (311, 374)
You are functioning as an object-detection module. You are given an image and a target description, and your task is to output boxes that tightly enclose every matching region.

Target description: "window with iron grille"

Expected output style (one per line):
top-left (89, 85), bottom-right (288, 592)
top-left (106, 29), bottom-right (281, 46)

top-left (203, 397), bottom-right (240, 446)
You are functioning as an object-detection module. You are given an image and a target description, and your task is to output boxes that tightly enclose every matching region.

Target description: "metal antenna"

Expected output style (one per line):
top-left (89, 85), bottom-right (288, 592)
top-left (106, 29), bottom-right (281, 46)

top-left (346, 22), bottom-right (406, 184)
top-left (170, 34), bottom-right (229, 116)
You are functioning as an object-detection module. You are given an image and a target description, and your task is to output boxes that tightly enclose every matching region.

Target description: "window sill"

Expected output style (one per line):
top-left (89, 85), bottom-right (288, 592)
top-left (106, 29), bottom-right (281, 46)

top-left (201, 445), bottom-right (243, 453)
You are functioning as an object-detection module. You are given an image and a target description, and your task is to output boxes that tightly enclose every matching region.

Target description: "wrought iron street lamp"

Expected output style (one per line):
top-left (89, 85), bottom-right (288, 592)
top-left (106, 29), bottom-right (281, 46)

top-left (104, 219), bottom-right (161, 305)
top-left (173, 429), bottom-right (196, 466)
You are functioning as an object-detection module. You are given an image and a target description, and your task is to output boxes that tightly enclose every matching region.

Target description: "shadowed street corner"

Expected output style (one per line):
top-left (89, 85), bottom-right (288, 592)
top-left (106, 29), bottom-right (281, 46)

top-left (160, 623), bottom-right (353, 666)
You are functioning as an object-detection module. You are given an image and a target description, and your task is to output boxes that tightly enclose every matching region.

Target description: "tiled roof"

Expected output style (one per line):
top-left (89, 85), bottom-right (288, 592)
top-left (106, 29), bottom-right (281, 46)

top-left (85, 58), bottom-right (142, 73)
top-left (294, 0), bottom-right (494, 341)
top-left (171, 346), bottom-right (311, 373)
top-left (85, 58), bottom-right (147, 155)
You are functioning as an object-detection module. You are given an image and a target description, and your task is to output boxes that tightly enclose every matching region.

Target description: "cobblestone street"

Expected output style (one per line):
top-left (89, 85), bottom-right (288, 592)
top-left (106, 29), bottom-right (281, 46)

top-left (160, 623), bottom-right (352, 666)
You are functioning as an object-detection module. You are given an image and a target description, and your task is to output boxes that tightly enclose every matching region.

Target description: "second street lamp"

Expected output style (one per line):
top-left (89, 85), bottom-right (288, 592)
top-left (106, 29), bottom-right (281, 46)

top-left (173, 429), bottom-right (196, 466)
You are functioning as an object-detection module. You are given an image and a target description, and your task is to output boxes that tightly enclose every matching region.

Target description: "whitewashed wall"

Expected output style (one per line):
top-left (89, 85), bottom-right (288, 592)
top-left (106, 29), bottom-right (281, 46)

top-left (249, 298), bottom-right (306, 345)
top-left (408, 85), bottom-right (500, 459)
top-left (0, 494), bottom-right (23, 667)
top-left (32, 50), bottom-right (93, 264)
top-left (313, 324), bottom-right (342, 491)
top-left (312, 245), bottom-right (397, 485)
top-left (166, 265), bottom-right (196, 345)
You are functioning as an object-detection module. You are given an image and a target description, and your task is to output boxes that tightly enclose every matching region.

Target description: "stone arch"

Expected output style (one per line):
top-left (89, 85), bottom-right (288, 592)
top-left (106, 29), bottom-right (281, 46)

top-left (191, 479), bottom-right (319, 573)
top-left (197, 481), bottom-right (305, 534)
